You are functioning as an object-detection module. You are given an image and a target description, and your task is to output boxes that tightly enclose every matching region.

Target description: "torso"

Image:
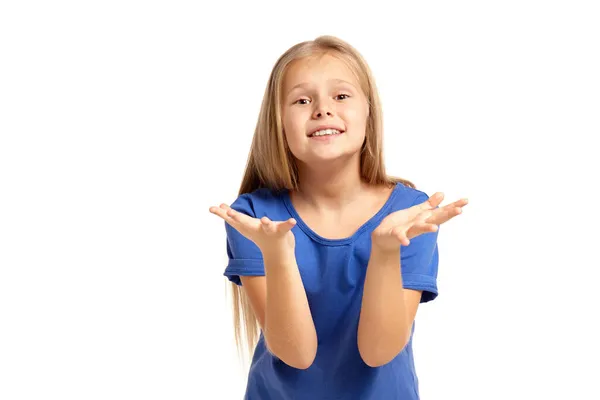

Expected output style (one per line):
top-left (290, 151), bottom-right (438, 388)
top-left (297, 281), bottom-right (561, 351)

top-left (225, 182), bottom-right (433, 399)
top-left (288, 183), bottom-right (396, 240)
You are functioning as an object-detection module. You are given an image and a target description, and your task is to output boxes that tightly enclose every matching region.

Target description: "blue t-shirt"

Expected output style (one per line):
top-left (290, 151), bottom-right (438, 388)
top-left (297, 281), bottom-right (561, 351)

top-left (223, 182), bottom-right (440, 400)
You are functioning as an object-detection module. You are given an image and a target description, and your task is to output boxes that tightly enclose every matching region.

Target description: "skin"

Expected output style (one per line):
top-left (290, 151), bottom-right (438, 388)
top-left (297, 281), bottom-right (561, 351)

top-left (282, 53), bottom-right (379, 212)
top-left (281, 53), bottom-right (369, 172)
top-left (358, 193), bottom-right (468, 367)
top-left (210, 52), bottom-right (469, 369)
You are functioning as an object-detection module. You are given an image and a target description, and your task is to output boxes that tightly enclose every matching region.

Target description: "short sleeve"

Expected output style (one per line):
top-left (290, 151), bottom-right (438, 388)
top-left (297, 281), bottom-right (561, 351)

top-left (223, 194), bottom-right (265, 286)
top-left (401, 193), bottom-right (440, 303)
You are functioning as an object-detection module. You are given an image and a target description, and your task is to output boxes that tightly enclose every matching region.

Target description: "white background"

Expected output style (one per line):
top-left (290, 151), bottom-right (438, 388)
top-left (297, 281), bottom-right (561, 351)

top-left (1, 1), bottom-right (599, 399)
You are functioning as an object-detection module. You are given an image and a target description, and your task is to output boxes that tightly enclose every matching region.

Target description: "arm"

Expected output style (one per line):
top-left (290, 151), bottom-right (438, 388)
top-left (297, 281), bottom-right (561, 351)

top-left (211, 201), bottom-right (318, 369)
top-left (357, 246), bottom-right (423, 367)
top-left (240, 245), bottom-right (317, 370)
top-left (357, 191), bottom-right (466, 367)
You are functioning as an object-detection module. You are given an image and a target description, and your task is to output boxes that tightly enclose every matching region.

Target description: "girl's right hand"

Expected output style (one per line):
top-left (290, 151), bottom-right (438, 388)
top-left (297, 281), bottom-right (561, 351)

top-left (209, 203), bottom-right (297, 254)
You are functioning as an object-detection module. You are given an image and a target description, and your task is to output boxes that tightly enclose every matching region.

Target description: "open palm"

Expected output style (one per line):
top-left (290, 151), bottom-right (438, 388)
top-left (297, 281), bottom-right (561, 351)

top-left (209, 203), bottom-right (297, 252)
top-left (372, 192), bottom-right (468, 251)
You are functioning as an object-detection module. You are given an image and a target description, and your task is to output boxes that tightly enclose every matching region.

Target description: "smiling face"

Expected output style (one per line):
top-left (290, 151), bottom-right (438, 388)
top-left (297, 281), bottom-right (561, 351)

top-left (280, 53), bottom-right (370, 167)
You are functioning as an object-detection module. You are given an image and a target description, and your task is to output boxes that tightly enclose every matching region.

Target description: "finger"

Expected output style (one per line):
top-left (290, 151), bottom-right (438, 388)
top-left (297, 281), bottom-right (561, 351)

top-left (442, 198), bottom-right (468, 212)
top-left (419, 194), bottom-right (468, 215)
top-left (417, 192), bottom-right (444, 211)
top-left (391, 226), bottom-right (410, 246)
top-left (209, 204), bottom-right (229, 213)
top-left (407, 223), bottom-right (438, 241)
top-left (401, 236), bottom-right (410, 246)
top-left (390, 225), bottom-right (404, 236)
top-left (226, 207), bottom-right (238, 219)
top-left (226, 207), bottom-right (256, 225)
top-left (417, 210), bottom-right (434, 223)
top-left (433, 206), bottom-right (464, 225)
top-left (416, 221), bottom-right (438, 232)
top-left (209, 203), bottom-right (235, 219)
top-left (209, 205), bottom-right (232, 221)
top-left (455, 198), bottom-right (469, 207)
top-left (260, 216), bottom-right (277, 234)
top-left (394, 231), bottom-right (409, 246)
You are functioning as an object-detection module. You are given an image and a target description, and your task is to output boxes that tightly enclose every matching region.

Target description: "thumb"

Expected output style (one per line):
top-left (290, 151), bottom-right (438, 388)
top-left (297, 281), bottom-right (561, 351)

top-left (276, 218), bottom-right (297, 233)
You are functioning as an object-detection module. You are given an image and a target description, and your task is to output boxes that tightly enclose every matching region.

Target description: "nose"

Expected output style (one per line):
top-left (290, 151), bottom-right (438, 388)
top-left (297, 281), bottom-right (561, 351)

top-left (315, 110), bottom-right (333, 118)
top-left (312, 100), bottom-right (334, 119)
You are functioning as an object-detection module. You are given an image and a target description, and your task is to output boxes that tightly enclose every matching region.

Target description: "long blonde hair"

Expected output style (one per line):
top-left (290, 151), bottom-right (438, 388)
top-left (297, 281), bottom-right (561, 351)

top-left (230, 35), bottom-right (416, 361)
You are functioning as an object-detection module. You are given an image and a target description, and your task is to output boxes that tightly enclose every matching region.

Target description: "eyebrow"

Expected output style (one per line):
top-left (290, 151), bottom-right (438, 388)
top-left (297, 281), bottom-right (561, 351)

top-left (287, 79), bottom-right (357, 95)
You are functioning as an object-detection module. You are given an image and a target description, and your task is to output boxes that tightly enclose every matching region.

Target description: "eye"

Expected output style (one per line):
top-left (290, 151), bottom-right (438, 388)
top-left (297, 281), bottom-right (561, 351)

top-left (293, 93), bottom-right (350, 105)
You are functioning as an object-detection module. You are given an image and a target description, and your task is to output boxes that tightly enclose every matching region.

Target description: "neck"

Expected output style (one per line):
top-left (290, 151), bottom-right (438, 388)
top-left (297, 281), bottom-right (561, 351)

top-left (295, 155), bottom-right (366, 210)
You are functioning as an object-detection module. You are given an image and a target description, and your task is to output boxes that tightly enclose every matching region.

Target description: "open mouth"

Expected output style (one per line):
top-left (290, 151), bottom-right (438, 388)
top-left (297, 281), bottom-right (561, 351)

top-left (308, 128), bottom-right (345, 138)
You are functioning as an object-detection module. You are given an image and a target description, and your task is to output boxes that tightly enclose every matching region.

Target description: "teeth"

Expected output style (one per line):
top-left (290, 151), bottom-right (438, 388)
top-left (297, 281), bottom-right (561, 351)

top-left (311, 129), bottom-right (341, 137)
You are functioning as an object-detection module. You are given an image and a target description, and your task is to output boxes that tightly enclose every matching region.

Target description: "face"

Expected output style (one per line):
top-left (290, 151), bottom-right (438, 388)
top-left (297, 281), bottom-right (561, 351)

top-left (280, 53), bottom-right (370, 166)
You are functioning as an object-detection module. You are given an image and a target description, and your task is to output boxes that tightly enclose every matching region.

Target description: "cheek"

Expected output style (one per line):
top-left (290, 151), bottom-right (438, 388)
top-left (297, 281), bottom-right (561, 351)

top-left (282, 114), bottom-right (303, 154)
top-left (282, 111), bottom-right (305, 139)
top-left (343, 104), bottom-right (369, 131)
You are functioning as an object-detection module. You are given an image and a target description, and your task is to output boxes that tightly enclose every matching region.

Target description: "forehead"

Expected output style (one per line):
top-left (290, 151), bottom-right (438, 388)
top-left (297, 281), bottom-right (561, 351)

top-left (282, 54), bottom-right (359, 93)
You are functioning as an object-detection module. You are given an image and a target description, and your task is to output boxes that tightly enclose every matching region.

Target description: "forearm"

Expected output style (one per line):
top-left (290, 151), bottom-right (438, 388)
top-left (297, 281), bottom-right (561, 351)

top-left (262, 247), bottom-right (317, 369)
top-left (357, 247), bottom-right (410, 367)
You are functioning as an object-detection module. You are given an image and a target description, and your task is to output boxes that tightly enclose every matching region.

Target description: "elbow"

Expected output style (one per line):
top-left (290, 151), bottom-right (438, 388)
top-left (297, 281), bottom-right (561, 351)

top-left (359, 348), bottom-right (390, 368)
top-left (288, 351), bottom-right (316, 370)
top-left (266, 340), bottom-right (317, 370)
top-left (358, 336), bottom-right (409, 368)
top-left (275, 348), bottom-right (316, 370)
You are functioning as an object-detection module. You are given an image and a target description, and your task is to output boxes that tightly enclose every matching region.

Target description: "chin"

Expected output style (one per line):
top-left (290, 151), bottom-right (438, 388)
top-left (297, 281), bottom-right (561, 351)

top-left (303, 150), bottom-right (361, 165)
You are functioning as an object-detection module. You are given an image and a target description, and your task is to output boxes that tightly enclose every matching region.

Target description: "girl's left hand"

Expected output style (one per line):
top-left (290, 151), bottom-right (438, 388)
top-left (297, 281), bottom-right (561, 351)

top-left (371, 192), bottom-right (468, 252)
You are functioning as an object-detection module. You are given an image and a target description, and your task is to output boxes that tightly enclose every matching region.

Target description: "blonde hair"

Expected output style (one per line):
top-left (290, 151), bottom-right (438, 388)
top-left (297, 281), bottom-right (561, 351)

top-left (230, 35), bottom-right (416, 361)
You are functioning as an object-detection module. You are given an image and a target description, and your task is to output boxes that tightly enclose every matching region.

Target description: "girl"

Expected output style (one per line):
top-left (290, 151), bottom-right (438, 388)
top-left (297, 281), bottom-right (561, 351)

top-left (209, 35), bottom-right (468, 399)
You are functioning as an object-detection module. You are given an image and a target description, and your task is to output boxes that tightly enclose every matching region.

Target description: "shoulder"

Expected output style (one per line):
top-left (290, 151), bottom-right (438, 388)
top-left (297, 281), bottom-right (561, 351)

top-left (229, 187), bottom-right (286, 218)
top-left (387, 182), bottom-right (432, 212)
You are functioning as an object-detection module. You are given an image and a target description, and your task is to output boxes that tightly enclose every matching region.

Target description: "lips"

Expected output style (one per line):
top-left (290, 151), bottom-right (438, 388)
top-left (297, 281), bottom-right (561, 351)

top-left (307, 127), bottom-right (345, 137)
top-left (309, 131), bottom-right (344, 141)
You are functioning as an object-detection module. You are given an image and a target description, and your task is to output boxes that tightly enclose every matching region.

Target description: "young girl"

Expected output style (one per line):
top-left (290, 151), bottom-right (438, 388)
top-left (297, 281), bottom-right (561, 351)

top-left (209, 35), bottom-right (468, 399)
